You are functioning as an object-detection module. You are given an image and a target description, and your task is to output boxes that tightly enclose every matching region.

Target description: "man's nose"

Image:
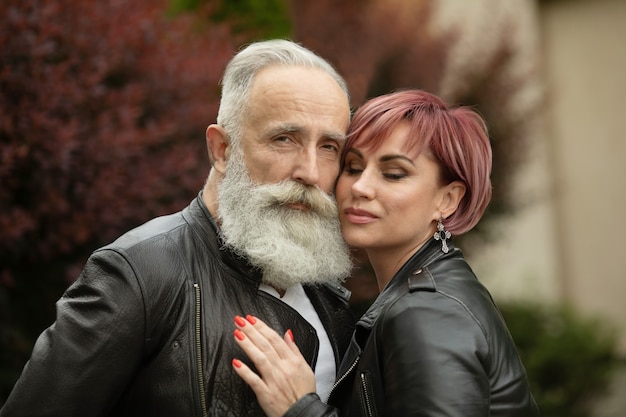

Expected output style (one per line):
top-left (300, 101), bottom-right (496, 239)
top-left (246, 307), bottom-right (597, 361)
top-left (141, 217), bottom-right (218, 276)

top-left (292, 147), bottom-right (321, 186)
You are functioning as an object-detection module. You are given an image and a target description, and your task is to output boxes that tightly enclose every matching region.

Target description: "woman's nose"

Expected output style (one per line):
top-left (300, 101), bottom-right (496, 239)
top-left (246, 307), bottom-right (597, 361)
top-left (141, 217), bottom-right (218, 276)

top-left (351, 171), bottom-right (375, 200)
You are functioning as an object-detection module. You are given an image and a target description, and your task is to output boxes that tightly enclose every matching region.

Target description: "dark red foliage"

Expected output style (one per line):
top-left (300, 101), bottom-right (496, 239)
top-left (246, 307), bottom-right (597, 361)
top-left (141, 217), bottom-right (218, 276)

top-left (0, 0), bottom-right (239, 398)
top-left (0, 0), bottom-right (235, 282)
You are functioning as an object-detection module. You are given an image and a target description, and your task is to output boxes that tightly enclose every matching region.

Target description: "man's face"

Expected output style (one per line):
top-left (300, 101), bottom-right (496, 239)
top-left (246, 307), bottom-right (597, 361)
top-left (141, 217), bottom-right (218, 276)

top-left (237, 65), bottom-right (351, 196)
top-left (216, 152), bottom-right (352, 290)
top-left (213, 65), bottom-right (353, 290)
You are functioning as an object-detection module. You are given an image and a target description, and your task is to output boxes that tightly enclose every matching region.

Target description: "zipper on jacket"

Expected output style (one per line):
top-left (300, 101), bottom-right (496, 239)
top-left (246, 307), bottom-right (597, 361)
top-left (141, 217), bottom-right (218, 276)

top-left (359, 371), bottom-right (377, 417)
top-left (194, 283), bottom-right (208, 417)
top-left (326, 355), bottom-right (360, 402)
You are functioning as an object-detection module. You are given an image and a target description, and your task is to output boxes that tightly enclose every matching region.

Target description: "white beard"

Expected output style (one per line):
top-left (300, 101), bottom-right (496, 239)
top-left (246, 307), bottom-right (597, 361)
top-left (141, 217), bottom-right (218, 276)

top-left (216, 153), bottom-right (353, 290)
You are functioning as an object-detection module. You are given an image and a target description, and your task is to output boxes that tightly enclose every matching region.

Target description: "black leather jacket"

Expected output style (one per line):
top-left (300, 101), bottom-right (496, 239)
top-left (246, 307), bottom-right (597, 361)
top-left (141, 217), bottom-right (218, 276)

top-left (1, 195), bottom-right (355, 417)
top-left (285, 238), bottom-right (540, 417)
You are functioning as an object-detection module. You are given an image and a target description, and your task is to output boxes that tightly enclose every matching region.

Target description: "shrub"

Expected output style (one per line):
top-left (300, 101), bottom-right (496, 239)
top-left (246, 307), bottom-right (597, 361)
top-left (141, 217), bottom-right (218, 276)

top-left (500, 302), bottom-right (619, 417)
top-left (0, 0), bottom-right (236, 402)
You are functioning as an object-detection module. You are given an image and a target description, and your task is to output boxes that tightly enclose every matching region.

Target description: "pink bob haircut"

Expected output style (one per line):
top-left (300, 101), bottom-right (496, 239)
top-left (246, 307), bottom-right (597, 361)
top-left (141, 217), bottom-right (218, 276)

top-left (343, 89), bottom-right (492, 236)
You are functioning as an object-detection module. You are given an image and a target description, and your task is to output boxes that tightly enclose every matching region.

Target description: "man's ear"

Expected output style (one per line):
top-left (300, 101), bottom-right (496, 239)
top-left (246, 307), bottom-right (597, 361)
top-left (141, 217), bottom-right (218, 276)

top-left (206, 124), bottom-right (230, 175)
top-left (438, 181), bottom-right (466, 219)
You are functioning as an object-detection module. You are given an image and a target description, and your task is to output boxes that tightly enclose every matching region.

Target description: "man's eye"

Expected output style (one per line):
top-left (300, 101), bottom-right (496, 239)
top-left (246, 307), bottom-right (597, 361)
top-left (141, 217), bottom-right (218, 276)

top-left (321, 143), bottom-right (340, 153)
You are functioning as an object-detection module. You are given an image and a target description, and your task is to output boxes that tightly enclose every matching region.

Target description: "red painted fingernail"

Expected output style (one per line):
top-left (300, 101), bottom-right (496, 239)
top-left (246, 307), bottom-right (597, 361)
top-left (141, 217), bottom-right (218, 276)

top-left (234, 315), bottom-right (246, 327)
top-left (287, 329), bottom-right (294, 342)
top-left (246, 315), bottom-right (257, 325)
top-left (234, 329), bottom-right (245, 341)
top-left (232, 358), bottom-right (242, 368)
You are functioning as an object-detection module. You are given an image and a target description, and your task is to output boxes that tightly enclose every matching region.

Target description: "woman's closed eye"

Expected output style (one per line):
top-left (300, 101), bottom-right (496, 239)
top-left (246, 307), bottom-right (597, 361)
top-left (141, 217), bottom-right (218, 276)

top-left (343, 160), bottom-right (363, 175)
top-left (383, 171), bottom-right (407, 180)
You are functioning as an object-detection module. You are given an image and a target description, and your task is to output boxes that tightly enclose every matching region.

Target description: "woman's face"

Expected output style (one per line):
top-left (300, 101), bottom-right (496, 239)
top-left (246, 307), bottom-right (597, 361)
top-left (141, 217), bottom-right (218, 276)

top-left (336, 121), bottom-right (447, 255)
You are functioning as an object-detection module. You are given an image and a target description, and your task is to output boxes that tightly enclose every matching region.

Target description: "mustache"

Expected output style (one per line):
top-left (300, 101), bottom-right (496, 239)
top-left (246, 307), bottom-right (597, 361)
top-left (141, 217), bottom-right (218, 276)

top-left (254, 180), bottom-right (338, 219)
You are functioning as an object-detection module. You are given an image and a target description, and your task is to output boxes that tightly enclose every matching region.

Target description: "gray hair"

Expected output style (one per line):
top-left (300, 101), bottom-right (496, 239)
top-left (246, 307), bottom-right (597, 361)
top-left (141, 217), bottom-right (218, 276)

top-left (216, 39), bottom-right (349, 147)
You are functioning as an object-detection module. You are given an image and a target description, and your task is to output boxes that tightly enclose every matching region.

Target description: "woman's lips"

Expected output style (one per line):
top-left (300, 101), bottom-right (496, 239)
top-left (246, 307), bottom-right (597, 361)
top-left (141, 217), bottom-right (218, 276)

top-left (343, 207), bottom-right (378, 224)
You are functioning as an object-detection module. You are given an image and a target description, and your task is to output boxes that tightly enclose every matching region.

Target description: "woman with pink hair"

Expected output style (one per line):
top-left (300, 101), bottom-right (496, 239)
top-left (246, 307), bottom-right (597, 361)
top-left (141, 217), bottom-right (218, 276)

top-left (231, 90), bottom-right (539, 417)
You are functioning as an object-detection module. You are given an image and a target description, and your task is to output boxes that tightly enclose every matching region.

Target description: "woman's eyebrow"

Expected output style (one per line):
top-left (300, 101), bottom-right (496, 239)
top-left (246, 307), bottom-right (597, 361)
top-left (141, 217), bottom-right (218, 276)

top-left (380, 154), bottom-right (415, 165)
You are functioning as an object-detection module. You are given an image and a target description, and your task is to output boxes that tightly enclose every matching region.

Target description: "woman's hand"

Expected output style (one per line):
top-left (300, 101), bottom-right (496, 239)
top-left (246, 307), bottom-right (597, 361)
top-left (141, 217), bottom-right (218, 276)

top-left (232, 315), bottom-right (317, 417)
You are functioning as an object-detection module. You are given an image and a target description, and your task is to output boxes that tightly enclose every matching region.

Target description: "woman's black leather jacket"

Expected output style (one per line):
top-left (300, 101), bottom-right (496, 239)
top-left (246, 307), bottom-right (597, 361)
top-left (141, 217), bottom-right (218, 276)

top-left (1, 195), bottom-right (355, 417)
top-left (285, 238), bottom-right (540, 417)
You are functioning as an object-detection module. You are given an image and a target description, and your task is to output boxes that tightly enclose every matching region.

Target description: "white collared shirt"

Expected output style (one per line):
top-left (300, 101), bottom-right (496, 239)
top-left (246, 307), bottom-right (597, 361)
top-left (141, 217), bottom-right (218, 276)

top-left (259, 283), bottom-right (336, 402)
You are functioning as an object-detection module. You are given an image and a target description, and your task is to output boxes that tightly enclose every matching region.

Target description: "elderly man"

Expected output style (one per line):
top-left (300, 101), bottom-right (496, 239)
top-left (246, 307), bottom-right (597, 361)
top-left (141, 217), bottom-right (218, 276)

top-left (1, 40), bottom-right (354, 417)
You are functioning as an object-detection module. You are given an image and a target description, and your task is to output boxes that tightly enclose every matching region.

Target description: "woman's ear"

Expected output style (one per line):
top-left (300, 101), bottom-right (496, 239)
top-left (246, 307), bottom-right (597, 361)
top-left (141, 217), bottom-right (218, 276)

top-left (206, 124), bottom-right (230, 175)
top-left (439, 181), bottom-right (466, 219)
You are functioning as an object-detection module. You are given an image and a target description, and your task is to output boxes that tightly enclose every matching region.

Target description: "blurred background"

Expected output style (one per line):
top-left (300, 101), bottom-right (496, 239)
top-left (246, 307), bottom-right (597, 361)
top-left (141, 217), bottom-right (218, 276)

top-left (1, 0), bottom-right (624, 415)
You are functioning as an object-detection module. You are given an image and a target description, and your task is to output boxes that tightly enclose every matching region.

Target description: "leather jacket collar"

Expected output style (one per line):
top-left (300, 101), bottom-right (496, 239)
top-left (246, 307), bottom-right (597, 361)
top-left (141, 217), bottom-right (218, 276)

top-left (358, 237), bottom-right (456, 329)
top-left (183, 193), bottom-right (264, 287)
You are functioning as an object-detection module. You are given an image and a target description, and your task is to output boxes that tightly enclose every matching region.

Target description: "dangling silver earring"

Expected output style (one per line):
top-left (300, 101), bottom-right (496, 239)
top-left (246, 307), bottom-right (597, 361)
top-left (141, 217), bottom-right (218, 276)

top-left (433, 217), bottom-right (451, 253)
